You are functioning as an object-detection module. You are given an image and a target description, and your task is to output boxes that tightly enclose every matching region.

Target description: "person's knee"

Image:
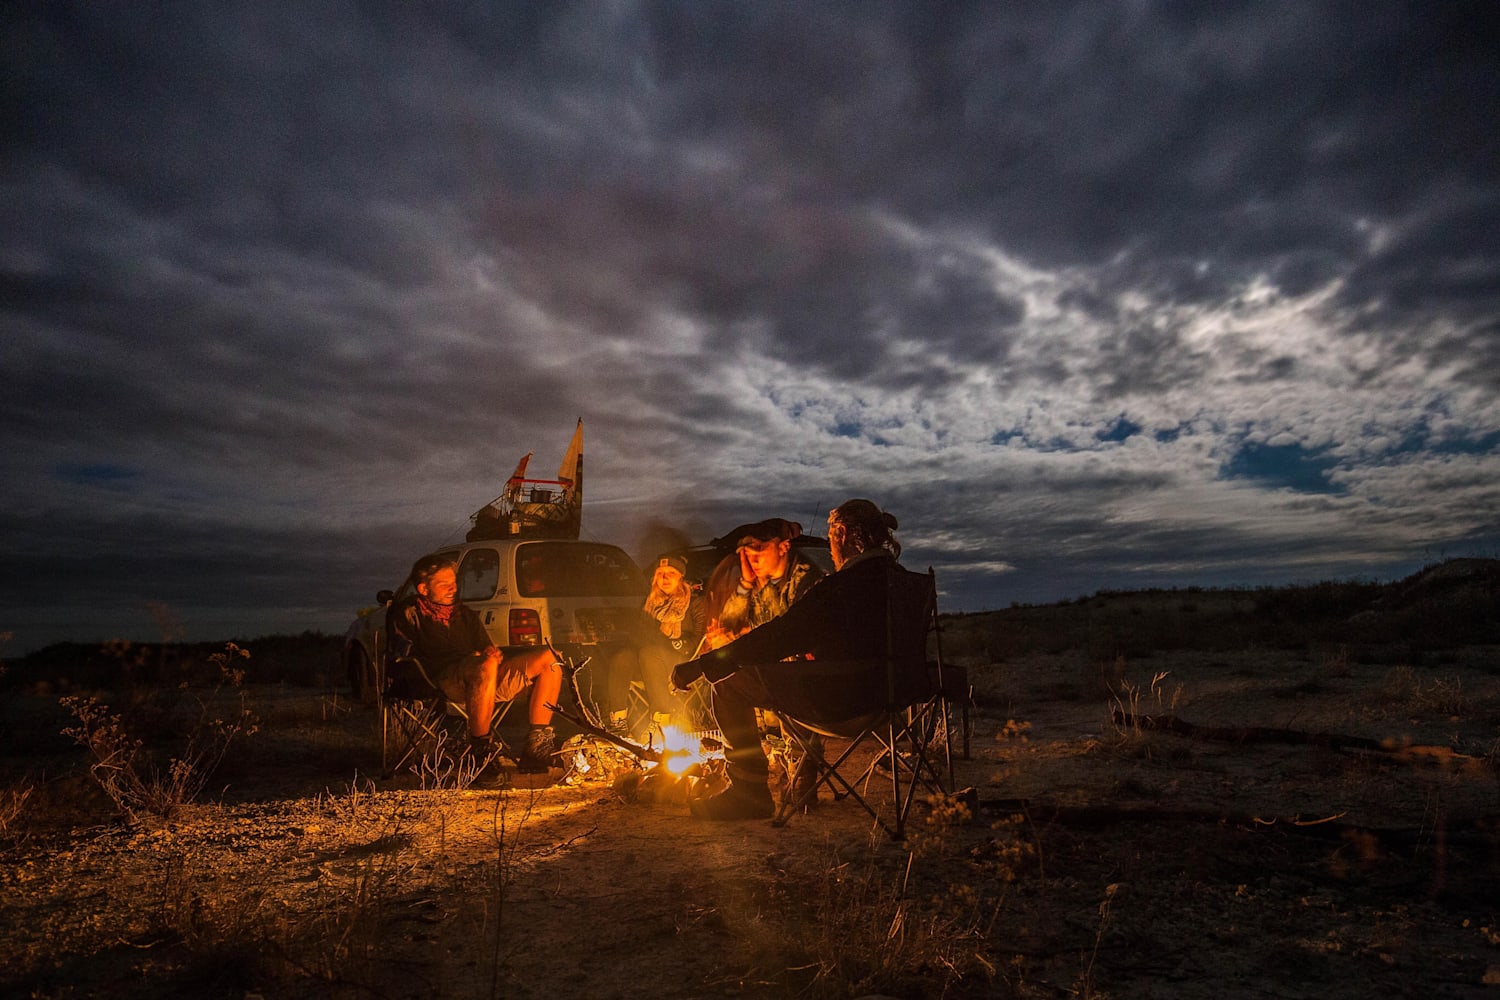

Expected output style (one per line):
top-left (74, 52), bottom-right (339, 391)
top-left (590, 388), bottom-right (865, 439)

top-left (538, 656), bottom-right (562, 688)
top-left (525, 650), bottom-right (562, 681)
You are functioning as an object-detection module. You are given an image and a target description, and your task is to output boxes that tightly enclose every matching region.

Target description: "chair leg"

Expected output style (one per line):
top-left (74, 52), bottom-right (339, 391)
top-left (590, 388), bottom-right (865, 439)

top-left (381, 698), bottom-right (453, 778)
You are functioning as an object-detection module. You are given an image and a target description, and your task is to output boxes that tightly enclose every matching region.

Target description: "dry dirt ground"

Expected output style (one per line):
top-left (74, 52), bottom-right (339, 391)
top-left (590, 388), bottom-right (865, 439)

top-left (3, 597), bottom-right (1500, 999)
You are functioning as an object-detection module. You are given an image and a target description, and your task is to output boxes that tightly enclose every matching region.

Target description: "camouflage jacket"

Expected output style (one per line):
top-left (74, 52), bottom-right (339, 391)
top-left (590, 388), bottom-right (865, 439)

top-left (717, 550), bottom-right (824, 636)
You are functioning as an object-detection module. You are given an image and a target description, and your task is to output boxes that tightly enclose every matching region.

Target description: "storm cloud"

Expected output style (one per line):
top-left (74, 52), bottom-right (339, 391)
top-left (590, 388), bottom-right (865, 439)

top-left (2, 1), bottom-right (1497, 651)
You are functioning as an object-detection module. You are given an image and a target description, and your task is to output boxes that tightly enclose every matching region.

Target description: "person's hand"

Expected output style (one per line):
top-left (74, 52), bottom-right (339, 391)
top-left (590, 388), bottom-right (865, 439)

top-left (738, 547), bottom-right (757, 589)
top-left (671, 659), bottom-right (706, 693)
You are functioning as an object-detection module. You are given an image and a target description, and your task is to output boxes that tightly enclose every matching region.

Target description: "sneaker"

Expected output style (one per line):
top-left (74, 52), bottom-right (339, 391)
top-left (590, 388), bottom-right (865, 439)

top-left (689, 774), bottom-right (774, 821)
top-left (516, 725), bottom-right (556, 774)
top-left (470, 755), bottom-right (510, 787)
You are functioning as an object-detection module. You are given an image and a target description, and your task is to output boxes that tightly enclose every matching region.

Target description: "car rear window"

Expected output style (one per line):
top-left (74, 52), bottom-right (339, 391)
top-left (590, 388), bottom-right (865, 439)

top-left (457, 547), bottom-right (501, 602)
top-left (515, 542), bottom-right (644, 598)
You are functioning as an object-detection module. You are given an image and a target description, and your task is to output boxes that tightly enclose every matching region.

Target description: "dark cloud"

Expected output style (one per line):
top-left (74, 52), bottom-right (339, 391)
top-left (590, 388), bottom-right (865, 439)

top-left (2, 2), bottom-right (1498, 652)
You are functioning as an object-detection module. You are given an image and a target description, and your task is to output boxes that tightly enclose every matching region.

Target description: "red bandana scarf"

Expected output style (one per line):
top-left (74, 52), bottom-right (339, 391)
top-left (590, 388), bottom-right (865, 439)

top-left (416, 595), bottom-right (457, 626)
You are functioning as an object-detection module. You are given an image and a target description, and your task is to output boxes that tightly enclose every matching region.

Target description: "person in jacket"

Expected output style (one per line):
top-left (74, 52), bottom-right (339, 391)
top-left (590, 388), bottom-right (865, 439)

top-left (699, 517), bottom-right (824, 652)
top-left (387, 554), bottom-right (562, 772)
top-left (637, 553), bottom-right (709, 721)
top-left (671, 499), bottom-right (907, 820)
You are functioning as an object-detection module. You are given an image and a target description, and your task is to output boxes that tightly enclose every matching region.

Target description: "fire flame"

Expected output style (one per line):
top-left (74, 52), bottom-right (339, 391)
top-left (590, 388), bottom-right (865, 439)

top-left (654, 724), bottom-right (715, 776)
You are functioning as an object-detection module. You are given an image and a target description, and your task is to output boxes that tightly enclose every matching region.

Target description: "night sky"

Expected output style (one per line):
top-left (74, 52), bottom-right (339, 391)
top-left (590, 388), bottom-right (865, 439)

top-left (3, 2), bottom-right (1498, 653)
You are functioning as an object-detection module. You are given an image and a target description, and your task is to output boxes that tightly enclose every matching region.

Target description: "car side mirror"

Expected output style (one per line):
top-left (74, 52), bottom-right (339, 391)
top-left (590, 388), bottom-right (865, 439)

top-left (376, 589), bottom-right (395, 605)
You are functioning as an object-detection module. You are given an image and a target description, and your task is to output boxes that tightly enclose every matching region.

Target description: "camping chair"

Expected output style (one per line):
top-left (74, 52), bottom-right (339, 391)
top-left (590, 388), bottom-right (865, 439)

top-left (376, 629), bottom-right (513, 779)
top-left (770, 566), bottom-right (957, 840)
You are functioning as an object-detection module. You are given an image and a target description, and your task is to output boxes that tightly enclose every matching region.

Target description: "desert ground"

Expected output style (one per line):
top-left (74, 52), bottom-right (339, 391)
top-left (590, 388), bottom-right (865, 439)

top-left (2, 560), bottom-right (1498, 999)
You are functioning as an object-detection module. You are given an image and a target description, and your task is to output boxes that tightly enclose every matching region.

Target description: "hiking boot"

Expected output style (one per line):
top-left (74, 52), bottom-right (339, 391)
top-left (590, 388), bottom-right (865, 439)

top-left (789, 762), bottom-right (820, 811)
top-left (516, 725), bottom-right (556, 774)
top-left (790, 736), bottom-right (823, 811)
top-left (689, 774), bottom-right (774, 821)
top-left (463, 734), bottom-right (509, 786)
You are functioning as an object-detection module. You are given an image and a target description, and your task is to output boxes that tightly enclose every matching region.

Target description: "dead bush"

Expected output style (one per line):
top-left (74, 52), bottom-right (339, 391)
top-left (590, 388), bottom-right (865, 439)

top-left (0, 775), bottom-right (35, 835)
top-left (60, 642), bottom-right (259, 822)
top-left (740, 797), bottom-right (1003, 998)
top-left (1377, 666), bottom-right (1472, 717)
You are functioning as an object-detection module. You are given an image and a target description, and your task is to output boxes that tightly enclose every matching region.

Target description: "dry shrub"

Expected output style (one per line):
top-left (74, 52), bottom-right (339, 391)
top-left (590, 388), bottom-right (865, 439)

top-left (996, 719), bottom-right (1032, 743)
top-left (1377, 666), bottom-right (1471, 717)
top-left (59, 642), bottom-right (259, 822)
top-left (0, 775), bottom-right (35, 835)
top-left (411, 728), bottom-right (501, 791)
top-left (1320, 644), bottom-right (1353, 679)
top-left (743, 794), bottom-right (1005, 998)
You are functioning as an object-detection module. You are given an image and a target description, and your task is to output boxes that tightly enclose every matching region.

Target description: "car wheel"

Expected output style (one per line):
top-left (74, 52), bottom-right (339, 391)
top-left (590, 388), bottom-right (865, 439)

top-left (348, 647), bottom-right (378, 706)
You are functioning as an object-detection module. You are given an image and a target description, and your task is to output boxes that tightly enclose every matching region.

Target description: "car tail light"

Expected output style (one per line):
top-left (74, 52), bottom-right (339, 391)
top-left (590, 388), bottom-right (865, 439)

top-left (508, 608), bottom-right (543, 646)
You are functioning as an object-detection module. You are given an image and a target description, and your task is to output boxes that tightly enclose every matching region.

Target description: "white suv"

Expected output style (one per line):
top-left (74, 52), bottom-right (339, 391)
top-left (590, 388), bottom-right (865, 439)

top-left (344, 538), bottom-right (646, 701)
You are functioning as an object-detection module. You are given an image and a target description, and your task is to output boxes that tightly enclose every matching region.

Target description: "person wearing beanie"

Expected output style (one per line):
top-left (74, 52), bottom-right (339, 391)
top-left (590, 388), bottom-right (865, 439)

top-left (637, 553), bottom-right (709, 723)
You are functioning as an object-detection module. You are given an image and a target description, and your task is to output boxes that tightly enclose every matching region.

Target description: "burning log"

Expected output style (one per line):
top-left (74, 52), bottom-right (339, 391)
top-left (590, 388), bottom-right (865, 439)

top-left (548, 700), bottom-right (662, 763)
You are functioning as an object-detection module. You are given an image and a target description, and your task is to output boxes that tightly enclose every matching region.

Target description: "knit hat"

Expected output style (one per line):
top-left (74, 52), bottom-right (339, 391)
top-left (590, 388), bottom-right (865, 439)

top-left (654, 554), bottom-right (689, 577)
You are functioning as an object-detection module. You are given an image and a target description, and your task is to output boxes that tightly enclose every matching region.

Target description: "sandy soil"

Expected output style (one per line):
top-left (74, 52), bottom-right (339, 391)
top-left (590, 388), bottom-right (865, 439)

top-left (3, 628), bottom-right (1500, 999)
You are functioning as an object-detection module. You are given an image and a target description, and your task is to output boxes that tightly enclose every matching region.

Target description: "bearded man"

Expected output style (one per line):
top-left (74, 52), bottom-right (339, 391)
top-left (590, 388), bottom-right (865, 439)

top-left (387, 554), bottom-right (562, 773)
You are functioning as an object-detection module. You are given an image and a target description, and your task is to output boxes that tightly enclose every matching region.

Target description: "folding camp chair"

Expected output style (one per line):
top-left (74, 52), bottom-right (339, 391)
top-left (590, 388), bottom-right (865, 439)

top-left (770, 566), bottom-right (957, 839)
top-left (376, 628), bottom-right (513, 779)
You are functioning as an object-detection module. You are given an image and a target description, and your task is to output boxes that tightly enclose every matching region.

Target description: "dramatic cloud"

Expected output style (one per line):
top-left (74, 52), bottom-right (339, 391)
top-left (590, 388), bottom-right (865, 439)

top-left (2, 1), bottom-right (1497, 651)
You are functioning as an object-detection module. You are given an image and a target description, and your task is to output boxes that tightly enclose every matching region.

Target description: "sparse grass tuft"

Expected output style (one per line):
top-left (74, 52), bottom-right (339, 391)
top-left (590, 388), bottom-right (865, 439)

top-left (1107, 669), bottom-right (1181, 758)
top-left (59, 642), bottom-right (259, 821)
top-left (1377, 666), bottom-right (1470, 717)
top-left (133, 799), bottom-right (416, 993)
top-left (0, 775), bottom-right (35, 835)
top-left (732, 796), bottom-right (1008, 998)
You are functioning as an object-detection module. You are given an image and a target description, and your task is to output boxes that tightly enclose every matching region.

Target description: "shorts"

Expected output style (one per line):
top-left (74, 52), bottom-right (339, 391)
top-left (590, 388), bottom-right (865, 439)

top-left (494, 660), bottom-right (532, 702)
top-left (434, 646), bottom-right (555, 704)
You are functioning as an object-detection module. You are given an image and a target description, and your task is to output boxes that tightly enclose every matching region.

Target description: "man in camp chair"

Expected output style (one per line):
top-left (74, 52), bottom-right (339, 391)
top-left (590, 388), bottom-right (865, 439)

top-left (388, 554), bottom-right (562, 773)
top-left (671, 498), bottom-right (909, 820)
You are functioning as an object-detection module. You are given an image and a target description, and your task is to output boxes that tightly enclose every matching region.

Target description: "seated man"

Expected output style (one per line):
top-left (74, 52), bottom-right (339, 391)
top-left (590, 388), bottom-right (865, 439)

top-left (700, 517), bottom-right (824, 651)
top-left (671, 499), bottom-right (910, 819)
top-left (387, 554), bottom-right (562, 773)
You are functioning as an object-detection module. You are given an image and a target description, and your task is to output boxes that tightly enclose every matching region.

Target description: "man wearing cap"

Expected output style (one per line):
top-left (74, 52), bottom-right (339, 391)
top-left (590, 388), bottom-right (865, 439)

top-left (701, 517), bottom-right (824, 651)
top-left (637, 553), bottom-right (709, 719)
top-left (671, 499), bottom-right (906, 820)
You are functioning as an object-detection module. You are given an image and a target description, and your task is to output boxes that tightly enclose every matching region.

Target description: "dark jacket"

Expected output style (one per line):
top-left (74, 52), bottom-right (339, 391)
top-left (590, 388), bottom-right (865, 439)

top-left (681, 550), bottom-right (929, 694)
top-left (386, 597), bottom-right (493, 682)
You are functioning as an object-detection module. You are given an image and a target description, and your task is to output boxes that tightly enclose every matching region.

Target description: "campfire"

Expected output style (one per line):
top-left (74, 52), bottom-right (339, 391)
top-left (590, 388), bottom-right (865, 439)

top-left (650, 722), bottom-right (719, 776)
top-left (549, 657), bottom-right (729, 802)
